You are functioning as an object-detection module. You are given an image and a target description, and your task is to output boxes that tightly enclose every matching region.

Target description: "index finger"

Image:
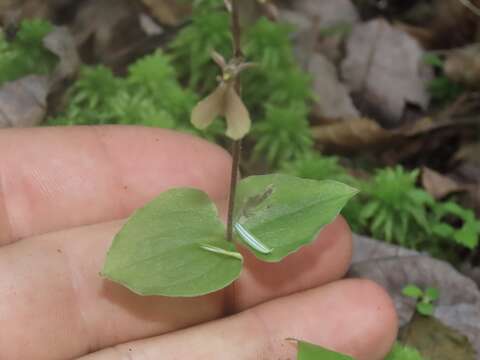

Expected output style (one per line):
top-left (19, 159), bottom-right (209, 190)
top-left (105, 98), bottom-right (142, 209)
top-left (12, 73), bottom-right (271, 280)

top-left (0, 126), bottom-right (232, 244)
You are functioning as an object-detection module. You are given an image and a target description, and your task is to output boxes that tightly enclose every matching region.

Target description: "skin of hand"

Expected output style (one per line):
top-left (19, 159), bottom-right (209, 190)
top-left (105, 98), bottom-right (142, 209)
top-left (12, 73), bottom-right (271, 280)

top-left (0, 126), bottom-right (398, 360)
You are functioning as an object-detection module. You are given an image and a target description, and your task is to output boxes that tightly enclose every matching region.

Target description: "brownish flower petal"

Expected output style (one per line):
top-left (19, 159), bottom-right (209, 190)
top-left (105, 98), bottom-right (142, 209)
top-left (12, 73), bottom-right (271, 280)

top-left (224, 85), bottom-right (251, 140)
top-left (191, 83), bottom-right (227, 130)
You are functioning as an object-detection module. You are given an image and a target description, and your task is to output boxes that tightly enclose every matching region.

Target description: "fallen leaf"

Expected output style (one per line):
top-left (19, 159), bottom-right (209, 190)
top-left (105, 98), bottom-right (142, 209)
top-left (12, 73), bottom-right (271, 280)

top-left (402, 0), bottom-right (480, 49)
top-left (453, 143), bottom-right (480, 167)
top-left (290, 0), bottom-right (359, 27)
top-left (312, 116), bottom-right (476, 160)
top-left (0, 75), bottom-right (49, 128)
top-left (312, 118), bottom-right (394, 149)
top-left (308, 54), bottom-right (359, 120)
top-left (140, 0), bottom-right (191, 26)
top-left (43, 26), bottom-right (81, 85)
top-left (72, 0), bottom-right (145, 67)
top-left (283, 0), bottom-right (357, 66)
top-left (451, 144), bottom-right (480, 217)
top-left (349, 234), bottom-right (480, 355)
top-left (279, 9), bottom-right (316, 68)
top-left (341, 19), bottom-right (433, 127)
top-left (421, 166), bottom-right (467, 200)
top-left (0, 0), bottom-right (54, 20)
top-left (444, 44), bottom-right (480, 89)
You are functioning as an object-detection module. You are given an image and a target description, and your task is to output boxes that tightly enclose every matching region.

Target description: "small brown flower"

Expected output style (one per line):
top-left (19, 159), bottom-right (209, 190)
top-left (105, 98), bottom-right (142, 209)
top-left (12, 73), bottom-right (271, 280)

top-left (191, 52), bottom-right (253, 140)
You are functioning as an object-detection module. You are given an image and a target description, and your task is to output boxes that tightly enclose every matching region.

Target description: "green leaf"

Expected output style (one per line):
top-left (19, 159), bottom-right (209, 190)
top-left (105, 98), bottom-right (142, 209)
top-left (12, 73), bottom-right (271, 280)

top-left (384, 216), bottom-right (394, 242)
top-left (454, 222), bottom-right (478, 249)
top-left (431, 223), bottom-right (455, 238)
top-left (402, 285), bottom-right (424, 299)
top-left (424, 287), bottom-right (440, 302)
top-left (416, 302), bottom-right (434, 316)
top-left (423, 53), bottom-right (444, 68)
top-left (371, 207), bottom-right (388, 236)
top-left (385, 342), bottom-right (425, 360)
top-left (235, 174), bottom-right (358, 262)
top-left (359, 200), bottom-right (380, 221)
top-left (102, 188), bottom-right (242, 297)
top-left (296, 340), bottom-right (354, 360)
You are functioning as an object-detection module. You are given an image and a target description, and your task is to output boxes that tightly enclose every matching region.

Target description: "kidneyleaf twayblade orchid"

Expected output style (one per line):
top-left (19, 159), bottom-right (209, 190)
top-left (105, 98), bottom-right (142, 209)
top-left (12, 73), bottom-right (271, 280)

top-left (191, 51), bottom-right (253, 140)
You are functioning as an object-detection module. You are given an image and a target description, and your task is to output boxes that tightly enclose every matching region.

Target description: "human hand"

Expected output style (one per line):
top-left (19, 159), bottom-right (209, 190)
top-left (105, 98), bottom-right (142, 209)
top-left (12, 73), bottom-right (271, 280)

top-left (0, 126), bottom-right (397, 360)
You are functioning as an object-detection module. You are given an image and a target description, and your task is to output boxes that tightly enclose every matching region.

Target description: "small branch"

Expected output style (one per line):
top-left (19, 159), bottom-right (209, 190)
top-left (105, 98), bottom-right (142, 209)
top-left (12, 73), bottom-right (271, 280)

top-left (226, 0), bottom-right (243, 242)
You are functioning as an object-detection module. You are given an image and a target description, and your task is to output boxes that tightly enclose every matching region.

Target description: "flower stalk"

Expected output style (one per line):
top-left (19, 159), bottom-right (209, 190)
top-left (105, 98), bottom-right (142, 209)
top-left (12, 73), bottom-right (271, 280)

top-left (226, 0), bottom-right (243, 242)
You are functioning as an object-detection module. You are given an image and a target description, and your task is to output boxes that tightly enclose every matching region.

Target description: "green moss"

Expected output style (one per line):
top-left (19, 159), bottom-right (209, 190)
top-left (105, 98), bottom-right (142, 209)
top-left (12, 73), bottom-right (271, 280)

top-left (281, 153), bottom-right (353, 184)
top-left (252, 103), bottom-right (313, 167)
top-left (0, 19), bottom-right (57, 85)
top-left (169, 1), bottom-right (232, 90)
top-left (48, 51), bottom-right (197, 131)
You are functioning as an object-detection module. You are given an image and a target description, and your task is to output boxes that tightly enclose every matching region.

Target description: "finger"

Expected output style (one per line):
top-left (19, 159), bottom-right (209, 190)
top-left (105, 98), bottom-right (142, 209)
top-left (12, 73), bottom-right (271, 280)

top-left (0, 126), bottom-right (231, 244)
top-left (80, 279), bottom-right (398, 360)
top-left (0, 217), bottom-right (351, 360)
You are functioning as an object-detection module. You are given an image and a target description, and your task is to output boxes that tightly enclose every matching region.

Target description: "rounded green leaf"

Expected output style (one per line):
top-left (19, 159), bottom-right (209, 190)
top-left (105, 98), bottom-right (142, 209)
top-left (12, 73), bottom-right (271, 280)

top-left (424, 287), bottom-right (440, 302)
top-left (234, 174), bottom-right (358, 262)
top-left (416, 302), bottom-right (434, 316)
top-left (102, 188), bottom-right (242, 297)
top-left (402, 284), bottom-right (424, 299)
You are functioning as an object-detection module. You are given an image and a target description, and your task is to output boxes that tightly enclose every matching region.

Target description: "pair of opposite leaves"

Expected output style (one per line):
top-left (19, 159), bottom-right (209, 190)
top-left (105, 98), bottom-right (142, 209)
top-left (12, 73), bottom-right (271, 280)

top-left (102, 174), bottom-right (358, 297)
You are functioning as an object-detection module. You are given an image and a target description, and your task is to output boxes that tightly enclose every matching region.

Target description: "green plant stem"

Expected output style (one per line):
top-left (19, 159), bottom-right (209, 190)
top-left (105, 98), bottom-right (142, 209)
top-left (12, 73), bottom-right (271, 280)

top-left (226, 0), bottom-right (243, 242)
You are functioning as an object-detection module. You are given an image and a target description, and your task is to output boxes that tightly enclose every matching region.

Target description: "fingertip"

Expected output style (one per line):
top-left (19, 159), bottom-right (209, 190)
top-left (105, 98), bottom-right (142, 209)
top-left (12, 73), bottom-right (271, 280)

top-left (357, 279), bottom-right (399, 360)
top-left (332, 279), bottom-right (399, 360)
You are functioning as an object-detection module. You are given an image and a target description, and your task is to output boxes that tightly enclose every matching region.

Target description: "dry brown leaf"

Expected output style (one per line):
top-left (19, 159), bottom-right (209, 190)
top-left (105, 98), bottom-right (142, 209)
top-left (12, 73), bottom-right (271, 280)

top-left (141, 0), bottom-right (191, 26)
top-left (453, 143), bottom-right (480, 167)
top-left (421, 166), bottom-right (467, 200)
top-left (308, 54), bottom-right (359, 121)
top-left (400, 0), bottom-right (480, 49)
top-left (444, 44), bottom-right (480, 89)
top-left (312, 118), bottom-right (393, 149)
top-left (0, 0), bottom-right (53, 20)
top-left (72, 0), bottom-right (144, 67)
top-left (341, 19), bottom-right (433, 127)
top-left (0, 75), bottom-right (49, 128)
top-left (43, 26), bottom-right (81, 85)
top-left (290, 0), bottom-right (358, 26)
top-left (312, 115), bottom-right (477, 157)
